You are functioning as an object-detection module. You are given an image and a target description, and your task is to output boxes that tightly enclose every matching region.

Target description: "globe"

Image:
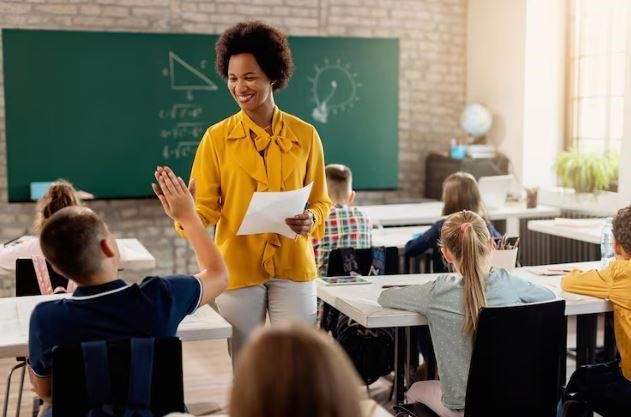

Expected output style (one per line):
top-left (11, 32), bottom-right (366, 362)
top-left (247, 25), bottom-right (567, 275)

top-left (460, 103), bottom-right (492, 137)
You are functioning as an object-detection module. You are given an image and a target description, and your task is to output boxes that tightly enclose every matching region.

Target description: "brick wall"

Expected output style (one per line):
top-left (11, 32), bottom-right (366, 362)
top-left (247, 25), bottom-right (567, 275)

top-left (0, 0), bottom-right (466, 296)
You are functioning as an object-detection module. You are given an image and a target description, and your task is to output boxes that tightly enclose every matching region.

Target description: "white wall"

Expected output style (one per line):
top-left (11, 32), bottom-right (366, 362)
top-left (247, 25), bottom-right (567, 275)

top-left (467, 0), bottom-right (526, 182)
top-left (522, 0), bottom-right (566, 189)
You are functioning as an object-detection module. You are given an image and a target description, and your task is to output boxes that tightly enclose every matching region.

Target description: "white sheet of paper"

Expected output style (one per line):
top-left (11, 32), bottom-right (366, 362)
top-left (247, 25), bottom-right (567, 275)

top-left (237, 183), bottom-right (313, 239)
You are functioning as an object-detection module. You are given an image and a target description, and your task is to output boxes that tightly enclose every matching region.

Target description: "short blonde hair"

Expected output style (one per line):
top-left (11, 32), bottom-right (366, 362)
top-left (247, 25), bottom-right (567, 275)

top-left (326, 164), bottom-right (353, 202)
top-left (230, 324), bottom-right (363, 417)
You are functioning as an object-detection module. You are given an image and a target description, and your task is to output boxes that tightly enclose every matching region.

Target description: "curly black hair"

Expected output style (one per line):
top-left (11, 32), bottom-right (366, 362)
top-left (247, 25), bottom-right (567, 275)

top-left (613, 205), bottom-right (631, 254)
top-left (215, 21), bottom-right (294, 91)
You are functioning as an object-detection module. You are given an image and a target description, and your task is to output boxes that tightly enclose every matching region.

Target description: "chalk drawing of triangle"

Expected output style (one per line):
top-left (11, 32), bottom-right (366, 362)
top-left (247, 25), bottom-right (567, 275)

top-left (169, 51), bottom-right (218, 91)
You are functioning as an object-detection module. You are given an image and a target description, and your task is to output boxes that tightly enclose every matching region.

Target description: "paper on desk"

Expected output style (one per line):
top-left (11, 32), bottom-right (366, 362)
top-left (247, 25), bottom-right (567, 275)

top-left (237, 183), bottom-right (313, 239)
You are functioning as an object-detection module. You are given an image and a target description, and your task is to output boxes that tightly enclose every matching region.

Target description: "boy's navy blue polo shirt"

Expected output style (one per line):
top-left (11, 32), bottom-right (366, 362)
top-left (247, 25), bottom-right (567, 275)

top-left (28, 275), bottom-right (202, 377)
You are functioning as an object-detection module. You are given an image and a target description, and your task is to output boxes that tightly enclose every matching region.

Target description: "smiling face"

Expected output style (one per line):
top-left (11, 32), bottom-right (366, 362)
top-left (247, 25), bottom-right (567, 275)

top-left (227, 53), bottom-right (274, 115)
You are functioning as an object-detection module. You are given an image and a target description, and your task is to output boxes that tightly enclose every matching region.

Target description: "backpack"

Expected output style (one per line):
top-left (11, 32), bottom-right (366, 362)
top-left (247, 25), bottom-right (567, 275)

top-left (323, 247), bottom-right (395, 385)
top-left (81, 338), bottom-right (154, 417)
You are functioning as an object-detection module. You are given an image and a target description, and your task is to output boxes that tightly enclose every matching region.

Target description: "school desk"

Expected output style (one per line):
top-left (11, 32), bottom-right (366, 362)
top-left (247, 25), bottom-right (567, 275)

top-left (316, 261), bottom-right (611, 404)
top-left (0, 293), bottom-right (231, 417)
top-left (0, 238), bottom-right (156, 274)
top-left (0, 293), bottom-right (231, 358)
top-left (527, 218), bottom-right (605, 245)
top-left (358, 201), bottom-right (561, 235)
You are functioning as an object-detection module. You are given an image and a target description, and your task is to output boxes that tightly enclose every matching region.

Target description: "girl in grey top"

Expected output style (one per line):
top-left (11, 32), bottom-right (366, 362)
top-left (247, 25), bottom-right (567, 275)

top-left (378, 210), bottom-right (555, 417)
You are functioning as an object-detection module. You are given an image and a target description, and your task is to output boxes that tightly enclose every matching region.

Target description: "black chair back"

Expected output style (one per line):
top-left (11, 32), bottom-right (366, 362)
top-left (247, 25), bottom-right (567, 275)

top-left (52, 337), bottom-right (186, 417)
top-left (326, 246), bottom-right (400, 276)
top-left (464, 300), bottom-right (566, 417)
top-left (15, 257), bottom-right (69, 297)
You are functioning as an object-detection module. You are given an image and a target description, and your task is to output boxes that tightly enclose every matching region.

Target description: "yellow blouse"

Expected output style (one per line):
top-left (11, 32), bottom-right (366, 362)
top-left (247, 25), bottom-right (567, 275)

top-left (178, 107), bottom-right (332, 289)
top-left (561, 259), bottom-right (631, 380)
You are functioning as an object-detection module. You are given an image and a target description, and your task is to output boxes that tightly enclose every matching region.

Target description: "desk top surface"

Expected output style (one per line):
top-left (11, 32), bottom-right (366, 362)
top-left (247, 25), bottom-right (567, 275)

top-left (358, 202), bottom-right (561, 226)
top-left (527, 218), bottom-right (604, 245)
top-left (0, 293), bottom-right (231, 358)
top-left (317, 261), bottom-right (611, 328)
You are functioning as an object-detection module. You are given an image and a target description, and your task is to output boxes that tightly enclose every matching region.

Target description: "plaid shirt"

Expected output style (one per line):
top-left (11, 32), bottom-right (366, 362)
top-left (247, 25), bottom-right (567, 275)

top-left (312, 204), bottom-right (372, 276)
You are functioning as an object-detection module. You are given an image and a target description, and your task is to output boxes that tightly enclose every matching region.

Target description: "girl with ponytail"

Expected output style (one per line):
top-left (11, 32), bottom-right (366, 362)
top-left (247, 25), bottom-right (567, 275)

top-left (379, 210), bottom-right (555, 417)
top-left (0, 180), bottom-right (84, 271)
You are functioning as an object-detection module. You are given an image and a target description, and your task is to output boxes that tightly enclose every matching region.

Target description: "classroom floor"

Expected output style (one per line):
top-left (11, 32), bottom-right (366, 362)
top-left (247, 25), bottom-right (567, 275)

top-left (0, 316), bottom-right (600, 416)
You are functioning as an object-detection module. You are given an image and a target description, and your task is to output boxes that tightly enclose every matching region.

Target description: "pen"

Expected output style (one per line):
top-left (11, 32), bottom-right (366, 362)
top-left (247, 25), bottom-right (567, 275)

top-left (381, 285), bottom-right (409, 289)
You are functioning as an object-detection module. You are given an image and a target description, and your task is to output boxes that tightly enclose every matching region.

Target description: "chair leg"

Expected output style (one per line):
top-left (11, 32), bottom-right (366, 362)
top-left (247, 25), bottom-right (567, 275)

top-left (3, 361), bottom-right (26, 417)
top-left (15, 364), bottom-right (26, 417)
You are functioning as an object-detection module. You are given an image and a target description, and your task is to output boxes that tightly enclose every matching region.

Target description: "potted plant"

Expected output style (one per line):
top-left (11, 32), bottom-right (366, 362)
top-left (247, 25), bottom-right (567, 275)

top-left (555, 149), bottom-right (619, 193)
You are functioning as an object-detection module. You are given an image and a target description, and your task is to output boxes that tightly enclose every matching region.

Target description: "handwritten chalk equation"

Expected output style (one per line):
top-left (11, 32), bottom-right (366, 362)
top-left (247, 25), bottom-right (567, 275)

top-left (159, 103), bottom-right (203, 120)
top-left (163, 141), bottom-right (198, 160)
top-left (160, 122), bottom-right (206, 140)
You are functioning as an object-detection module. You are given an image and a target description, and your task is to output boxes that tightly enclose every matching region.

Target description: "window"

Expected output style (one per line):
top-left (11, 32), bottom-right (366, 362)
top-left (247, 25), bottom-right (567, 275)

top-left (566, 0), bottom-right (628, 155)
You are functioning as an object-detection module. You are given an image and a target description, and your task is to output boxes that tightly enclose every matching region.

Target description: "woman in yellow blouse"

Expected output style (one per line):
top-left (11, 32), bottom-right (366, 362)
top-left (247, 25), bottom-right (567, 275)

top-left (181, 21), bottom-right (332, 358)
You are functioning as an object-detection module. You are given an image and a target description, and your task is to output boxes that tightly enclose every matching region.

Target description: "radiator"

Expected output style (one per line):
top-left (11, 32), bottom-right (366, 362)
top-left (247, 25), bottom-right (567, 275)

top-left (517, 210), bottom-right (601, 267)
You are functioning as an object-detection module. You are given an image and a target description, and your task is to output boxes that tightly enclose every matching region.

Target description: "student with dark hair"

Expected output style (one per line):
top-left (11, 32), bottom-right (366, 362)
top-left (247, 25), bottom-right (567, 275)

top-left (561, 205), bottom-right (631, 416)
top-left (28, 166), bottom-right (228, 417)
top-left (405, 172), bottom-right (500, 272)
top-left (180, 21), bottom-right (332, 360)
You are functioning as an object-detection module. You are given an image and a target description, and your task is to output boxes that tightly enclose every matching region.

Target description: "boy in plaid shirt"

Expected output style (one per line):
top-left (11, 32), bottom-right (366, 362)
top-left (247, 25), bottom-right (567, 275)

top-left (312, 164), bottom-right (372, 276)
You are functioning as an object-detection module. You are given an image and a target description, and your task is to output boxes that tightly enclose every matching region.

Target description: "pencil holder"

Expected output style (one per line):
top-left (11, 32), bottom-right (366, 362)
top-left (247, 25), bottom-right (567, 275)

top-left (490, 248), bottom-right (518, 271)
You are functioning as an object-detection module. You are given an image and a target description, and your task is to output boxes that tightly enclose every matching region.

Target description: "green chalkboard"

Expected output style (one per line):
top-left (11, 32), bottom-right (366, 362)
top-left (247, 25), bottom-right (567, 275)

top-left (3, 29), bottom-right (399, 201)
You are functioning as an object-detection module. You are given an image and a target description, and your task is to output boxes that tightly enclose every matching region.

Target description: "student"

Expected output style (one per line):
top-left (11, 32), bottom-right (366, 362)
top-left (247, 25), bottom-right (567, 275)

top-left (0, 179), bottom-right (82, 272)
top-left (230, 323), bottom-right (364, 417)
top-left (405, 172), bottom-right (501, 272)
top-left (561, 205), bottom-right (631, 416)
top-left (312, 164), bottom-right (372, 276)
top-left (28, 166), bottom-right (228, 417)
top-left (379, 210), bottom-right (554, 417)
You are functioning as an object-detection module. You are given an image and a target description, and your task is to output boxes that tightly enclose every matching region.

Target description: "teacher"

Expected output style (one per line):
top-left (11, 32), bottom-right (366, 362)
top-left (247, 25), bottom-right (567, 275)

top-left (179, 21), bottom-right (332, 359)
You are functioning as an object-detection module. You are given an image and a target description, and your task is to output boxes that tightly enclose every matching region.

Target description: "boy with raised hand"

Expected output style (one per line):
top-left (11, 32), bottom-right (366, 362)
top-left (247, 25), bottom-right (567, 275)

top-left (312, 164), bottom-right (372, 276)
top-left (28, 166), bottom-right (228, 416)
top-left (561, 205), bottom-right (631, 416)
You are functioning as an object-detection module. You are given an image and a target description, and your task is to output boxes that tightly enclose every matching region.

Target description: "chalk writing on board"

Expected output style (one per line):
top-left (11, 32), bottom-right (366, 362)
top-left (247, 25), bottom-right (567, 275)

top-left (309, 58), bottom-right (361, 123)
top-left (163, 141), bottom-right (198, 160)
top-left (163, 51), bottom-right (218, 101)
top-left (160, 122), bottom-right (205, 140)
top-left (159, 103), bottom-right (203, 120)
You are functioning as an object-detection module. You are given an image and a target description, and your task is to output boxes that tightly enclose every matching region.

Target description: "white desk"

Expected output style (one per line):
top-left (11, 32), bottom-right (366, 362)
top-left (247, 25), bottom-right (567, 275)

top-left (359, 202), bottom-right (561, 235)
top-left (317, 261), bottom-right (611, 403)
top-left (0, 293), bottom-right (231, 358)
top-left (117, 238), bottom-right (157, 270)
top-left (527, 218), bottom-right (604, 245)
top-left (317, 262), bottom-right (609, 328)
top-left (0, 238), bottom-right (156, 274)
top-left (371, 226), bottom-right (431, 250)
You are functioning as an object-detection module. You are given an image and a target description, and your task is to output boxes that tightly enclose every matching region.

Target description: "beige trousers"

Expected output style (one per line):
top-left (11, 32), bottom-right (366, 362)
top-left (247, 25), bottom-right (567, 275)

top-left (215, 278), bottom-right (317, 363)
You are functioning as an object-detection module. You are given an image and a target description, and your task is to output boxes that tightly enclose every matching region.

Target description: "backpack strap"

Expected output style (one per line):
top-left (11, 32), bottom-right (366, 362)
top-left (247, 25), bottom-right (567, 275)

top-left (32, 255), bottom-right (67, 294)
top-left (81, 341), bottom-right (115, 417)
top-left (122, 338), bottom-right (155, 417)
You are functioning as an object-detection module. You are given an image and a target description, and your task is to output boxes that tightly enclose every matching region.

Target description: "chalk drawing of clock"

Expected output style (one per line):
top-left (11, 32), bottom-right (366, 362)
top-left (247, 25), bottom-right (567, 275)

top-left (309, 58), bottom-right (361, 123)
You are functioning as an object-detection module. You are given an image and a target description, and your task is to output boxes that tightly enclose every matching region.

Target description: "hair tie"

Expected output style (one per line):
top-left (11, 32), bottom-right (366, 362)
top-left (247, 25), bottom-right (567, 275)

top-left (460, 222), bottom-right (472, 232)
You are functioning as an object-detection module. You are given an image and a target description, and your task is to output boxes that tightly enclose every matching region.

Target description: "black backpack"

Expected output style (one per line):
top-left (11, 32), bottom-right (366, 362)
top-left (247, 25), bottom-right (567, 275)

top-left (323, 247), bottom-right (396, 385)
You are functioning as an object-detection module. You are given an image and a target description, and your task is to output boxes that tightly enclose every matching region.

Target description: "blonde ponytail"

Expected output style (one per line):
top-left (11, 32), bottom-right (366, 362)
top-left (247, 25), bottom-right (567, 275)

top-left (34, 180), bottom-right (82, 234)
top-left (440, 210), bottom-right (490, 337)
